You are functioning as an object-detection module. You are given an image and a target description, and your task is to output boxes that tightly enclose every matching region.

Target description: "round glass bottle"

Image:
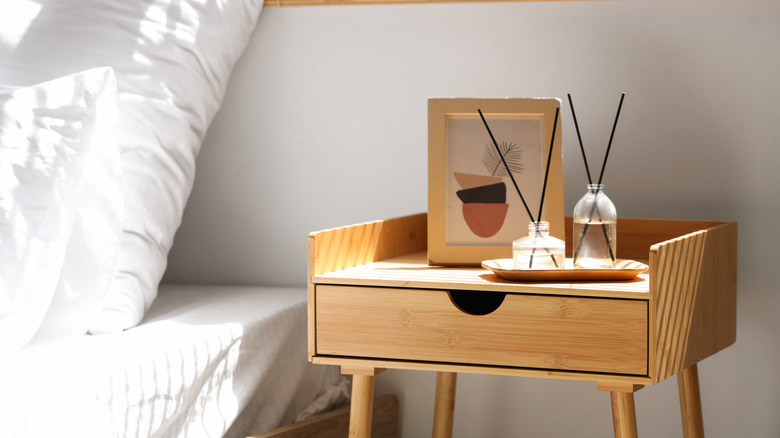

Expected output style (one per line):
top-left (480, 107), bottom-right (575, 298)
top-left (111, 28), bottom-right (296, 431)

top-left (572, 184), bottom-right (617, 269)
top-left (512, 221), bottom-right (565, 270)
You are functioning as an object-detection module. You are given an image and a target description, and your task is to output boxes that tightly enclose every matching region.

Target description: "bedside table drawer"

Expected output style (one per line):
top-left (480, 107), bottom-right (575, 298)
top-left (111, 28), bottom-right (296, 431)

top-left (315, 285), bottom-right (647, 375)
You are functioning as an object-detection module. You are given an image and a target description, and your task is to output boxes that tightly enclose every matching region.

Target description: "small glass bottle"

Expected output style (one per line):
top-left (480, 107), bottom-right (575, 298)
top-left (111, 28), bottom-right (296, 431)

top-left (513, 221), bottom-right (565, 270)
top-left (572, 184), bottom-right (617, 269)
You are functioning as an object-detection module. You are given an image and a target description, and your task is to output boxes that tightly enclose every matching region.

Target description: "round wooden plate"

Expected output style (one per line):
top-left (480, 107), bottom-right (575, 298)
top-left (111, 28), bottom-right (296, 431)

top-left (481, 258), bottom-right (649, 282)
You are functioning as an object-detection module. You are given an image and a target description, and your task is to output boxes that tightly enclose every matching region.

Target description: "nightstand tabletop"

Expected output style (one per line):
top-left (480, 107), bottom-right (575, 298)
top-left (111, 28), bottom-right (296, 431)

top-left (313, 251), bottom-right (650, 300)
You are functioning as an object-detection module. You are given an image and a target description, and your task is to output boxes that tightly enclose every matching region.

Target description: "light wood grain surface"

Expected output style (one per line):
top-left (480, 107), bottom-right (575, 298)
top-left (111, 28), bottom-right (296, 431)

top-left (316, 284), bottom-right (648, 374)
top-left (309, 213), bottom-right (737, 384)
top-left (265, 0), bottom-right (589, 10)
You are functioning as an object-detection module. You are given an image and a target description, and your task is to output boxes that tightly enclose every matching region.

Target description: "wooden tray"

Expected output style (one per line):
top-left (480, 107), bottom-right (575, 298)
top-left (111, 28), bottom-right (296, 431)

top-left (481, 258), bottom-right (648, 282)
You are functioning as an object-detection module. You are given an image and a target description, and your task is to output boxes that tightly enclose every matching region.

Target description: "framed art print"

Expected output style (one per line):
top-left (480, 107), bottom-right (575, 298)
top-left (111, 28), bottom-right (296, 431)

top-left (428, 98), bottom-right (564, 266)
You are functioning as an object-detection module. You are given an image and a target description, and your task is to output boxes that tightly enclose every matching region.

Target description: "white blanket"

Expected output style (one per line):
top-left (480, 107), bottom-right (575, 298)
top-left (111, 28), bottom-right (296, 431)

top-left (0, 285), bottom-right (344, 437)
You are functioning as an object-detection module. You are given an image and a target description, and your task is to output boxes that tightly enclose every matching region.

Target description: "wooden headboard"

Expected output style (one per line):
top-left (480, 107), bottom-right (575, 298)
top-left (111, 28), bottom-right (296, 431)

top-left (266, 0), bottom-right (585, 8)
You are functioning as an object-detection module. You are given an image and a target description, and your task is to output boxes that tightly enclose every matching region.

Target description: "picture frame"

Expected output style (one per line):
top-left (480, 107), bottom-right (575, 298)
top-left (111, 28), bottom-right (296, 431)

top-left (428, 98), bottom-right (564, 266)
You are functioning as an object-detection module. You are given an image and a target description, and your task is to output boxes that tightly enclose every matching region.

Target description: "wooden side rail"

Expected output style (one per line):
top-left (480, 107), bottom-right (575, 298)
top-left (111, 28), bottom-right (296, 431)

top-left (308, 213), bottom-right (427, 278)
top-left (616, 218), bottom-right (728, 262)
top-left (313, 214), bottom-right (724, 279)
top-left (564, 217), bottom-right (727, 261)
top-left (649, 221), bottom-right (737, 383)
top-left (307, 213), bottom-right (427, 358)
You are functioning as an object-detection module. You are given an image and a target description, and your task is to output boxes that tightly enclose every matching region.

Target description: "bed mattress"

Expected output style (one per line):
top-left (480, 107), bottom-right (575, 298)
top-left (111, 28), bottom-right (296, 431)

top-left (0, 284), bottom-right (345, 437)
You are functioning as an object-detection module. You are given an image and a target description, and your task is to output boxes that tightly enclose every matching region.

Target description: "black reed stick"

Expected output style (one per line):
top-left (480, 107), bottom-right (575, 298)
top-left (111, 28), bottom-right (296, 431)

top-left (537, 107), bottom-right (560, 222)
top-left (530, 106), bottom-right (561, 268)
top-left (567, 93), bottom-right (593, 185)
top-left (477, 109), bottom-right (535, 223)
top-left (597, 92), bottom-right (625, 185)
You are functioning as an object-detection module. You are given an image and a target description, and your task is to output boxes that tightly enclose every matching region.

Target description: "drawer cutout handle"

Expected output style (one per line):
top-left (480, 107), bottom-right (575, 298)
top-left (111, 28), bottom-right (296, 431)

top-left (448, 290), bottom-right (506, 316)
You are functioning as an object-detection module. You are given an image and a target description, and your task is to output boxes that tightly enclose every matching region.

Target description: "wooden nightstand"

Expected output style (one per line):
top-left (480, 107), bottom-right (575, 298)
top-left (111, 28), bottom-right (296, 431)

top-left (308, 213), bottom-right (736, 438)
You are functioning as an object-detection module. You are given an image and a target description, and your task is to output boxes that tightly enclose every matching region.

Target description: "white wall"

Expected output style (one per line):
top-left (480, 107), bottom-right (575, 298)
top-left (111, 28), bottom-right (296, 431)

top-left (165, 0), bottom-right (780, 436)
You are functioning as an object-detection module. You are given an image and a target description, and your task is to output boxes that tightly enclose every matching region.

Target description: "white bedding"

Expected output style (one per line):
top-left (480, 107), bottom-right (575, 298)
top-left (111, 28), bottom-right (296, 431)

top-left (0, 284), bottom-right (345, 437)
top-left (1, 0), bottom-right (268, 340)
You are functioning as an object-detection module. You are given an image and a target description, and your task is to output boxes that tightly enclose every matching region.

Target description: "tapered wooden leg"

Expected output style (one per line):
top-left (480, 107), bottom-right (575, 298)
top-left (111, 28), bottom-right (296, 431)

top-left (610, 391), bottom-right (639, 438)
top-left (350, 374), bottom-right (375, 438)
top-left (598, 381), bottom-right (643, 438)
top-left (433, 372), bottom-right (457, 438)
top-left (342, 366), bottom-right (384, 438)
top-left (678, 364), bottom-right (705, 438)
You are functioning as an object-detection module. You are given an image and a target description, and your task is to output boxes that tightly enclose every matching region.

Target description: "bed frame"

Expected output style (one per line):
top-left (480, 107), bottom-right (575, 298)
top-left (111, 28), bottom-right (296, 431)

top-left (253, 394), bottom-right (399, 438)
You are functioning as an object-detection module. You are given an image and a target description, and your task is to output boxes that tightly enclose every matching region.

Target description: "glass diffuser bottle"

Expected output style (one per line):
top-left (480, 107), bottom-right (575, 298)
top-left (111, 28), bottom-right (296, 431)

top-left (513, 221), bottom-right (565, 270)
top-left (572, 184), bottom-right (617, 269)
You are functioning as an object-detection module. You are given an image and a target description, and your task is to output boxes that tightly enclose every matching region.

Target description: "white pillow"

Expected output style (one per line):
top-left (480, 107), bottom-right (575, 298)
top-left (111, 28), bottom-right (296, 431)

top-left (0, 67), bottom-right (117, 357)
top-left (31, 69), bottom-right (123, 344)
top-left (0, 0), bottom-right (264, 332)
